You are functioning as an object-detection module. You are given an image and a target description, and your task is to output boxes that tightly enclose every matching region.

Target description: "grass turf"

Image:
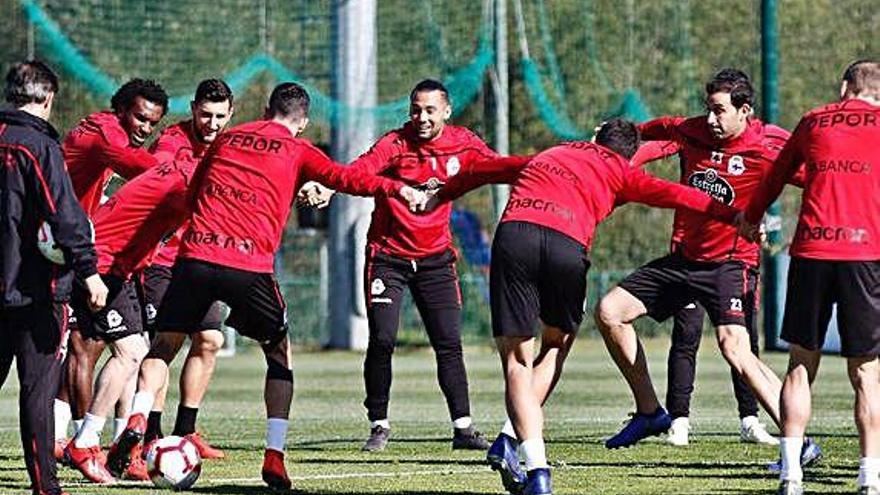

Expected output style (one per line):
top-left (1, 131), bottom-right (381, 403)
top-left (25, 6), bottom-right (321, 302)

top-left (0, 337), bottom-right (863, 494)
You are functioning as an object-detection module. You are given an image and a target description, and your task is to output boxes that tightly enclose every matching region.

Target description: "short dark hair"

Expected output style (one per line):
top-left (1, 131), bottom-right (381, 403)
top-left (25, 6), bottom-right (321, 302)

top-left (111, 78), bottom-right (168, 116)
top-left (595, 118), bottom-right (640, 159)
top-left (843, 59), bottom-right (880, 97)
top-left (4, 60), bottom-right (58, 107)
top-left (268, 82), bottom-right (310, 120)
top-left (705, 68), bottom-right (754, 109)
top-left (410, 79), bottom-right (449, 104)
top-left (194, 78), bottom-right (233, 106)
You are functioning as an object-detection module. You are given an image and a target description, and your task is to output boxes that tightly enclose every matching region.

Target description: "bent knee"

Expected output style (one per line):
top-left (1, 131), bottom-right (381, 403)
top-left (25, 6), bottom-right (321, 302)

top-left (192, 331), bottom-right (224, 355)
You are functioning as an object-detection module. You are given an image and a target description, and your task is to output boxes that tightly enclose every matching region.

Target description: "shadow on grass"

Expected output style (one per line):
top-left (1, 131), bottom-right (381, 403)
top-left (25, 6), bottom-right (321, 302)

top-left (193, 487), bottom-right (488, 495)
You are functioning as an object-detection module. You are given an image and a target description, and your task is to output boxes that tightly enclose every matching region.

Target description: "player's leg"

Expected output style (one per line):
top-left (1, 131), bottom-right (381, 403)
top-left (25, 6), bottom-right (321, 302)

top-left (836, 261), bottom-right (880, 492)
top-left (362, 252), bottom-right (406, 451)
top-left (173, 317), bottom-right (225, 459)
top-left (411, 249), bottom-right (486, 449)
top-left (65, 325), bottom-right (106, 424)
top-left (595, 289), bottom-right (658, 413)
top-left (13, 303), bottom-right (68, 495)
top-left (52, 309), bottom-right (75, 459)
top-left (778, 344), bottom-right (820, 493)
top-left (109, 260), bottom-right (213, 477)
top-left (734, 285), bottom-right (776, 445)
top-left (665, 303), bottom-right (705, 446)
top-left (598, 255), bottom-right (691, 449)
top-left (220, 268), bottom-right (293, 491)
top-left (142, 264), bottom-right (171, 445)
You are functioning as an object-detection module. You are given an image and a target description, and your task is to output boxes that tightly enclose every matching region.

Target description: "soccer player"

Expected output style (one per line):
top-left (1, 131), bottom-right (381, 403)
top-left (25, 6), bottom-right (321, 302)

top-left (0, 60), bottom-right (108, 495)
top-left (428, 119), bottom-right (740, 495)
top-left (141, 78), bottom-right (234, 459)
top-left (594, 70), bottom-right (818, 460)
top-left (54, 78), bottom-right (167, 455)
top-left (63, 156), bottom-right (202, 483)
top-left (740, 60), bottom-right (880, 495)
top-left (632, 135), bottom-right (777, 447)
top-left (345, 79), bottom-right (496, 452)
top-left (111, 82), bottom-right (427, 491)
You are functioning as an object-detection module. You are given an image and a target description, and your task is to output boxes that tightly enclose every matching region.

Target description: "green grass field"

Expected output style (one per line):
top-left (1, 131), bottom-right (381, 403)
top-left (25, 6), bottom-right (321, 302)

top-left (0, 337), bottom-right (864, 494)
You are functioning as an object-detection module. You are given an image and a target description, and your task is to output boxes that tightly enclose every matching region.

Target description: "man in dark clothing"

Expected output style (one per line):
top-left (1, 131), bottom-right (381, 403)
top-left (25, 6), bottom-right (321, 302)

top-left (0, 60), bottom-right (108, 495)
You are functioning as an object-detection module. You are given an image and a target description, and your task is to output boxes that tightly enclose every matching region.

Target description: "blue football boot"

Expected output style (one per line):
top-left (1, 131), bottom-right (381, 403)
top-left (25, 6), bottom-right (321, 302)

top-left (487, 433), bottom-right (526, 495)
top-left (605, 407), bottom-right (673, 449)
top-left (767, 437), bottom-right (823, 473)
top-left (523, 468), bottom-right (552, 495)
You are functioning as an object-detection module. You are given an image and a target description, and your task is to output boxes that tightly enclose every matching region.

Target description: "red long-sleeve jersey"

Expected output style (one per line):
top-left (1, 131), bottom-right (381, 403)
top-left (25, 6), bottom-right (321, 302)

top-left (637, 116), bottom-right (792, 266)
top-left (179, 120), bottom-right (404, 273)
top-left (349, 123), bottom-right (499, 259)
top-left (93, 160), bottom-right (195, 278)
top-left (438, 141), bottom-right (738, 249)
top-left (148, 121), bottom-right (204, 267)
top-left (745, 98), bottom-right (880, 260)
top-left (62, 111), bottom-right (158, 215)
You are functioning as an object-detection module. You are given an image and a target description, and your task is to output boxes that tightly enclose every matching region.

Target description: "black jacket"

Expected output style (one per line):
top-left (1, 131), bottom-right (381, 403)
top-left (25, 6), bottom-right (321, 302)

top-left (0, 109), bottom-right (97, 307)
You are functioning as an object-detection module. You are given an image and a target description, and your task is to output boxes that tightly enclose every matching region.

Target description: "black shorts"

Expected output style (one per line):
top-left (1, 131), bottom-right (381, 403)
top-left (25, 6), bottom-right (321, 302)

top-left (71, 274), bottom-right (145, 342)
top-left (143, 264), bottom-right (224, 338)
top-left (157, 259), bottom-right (287, 346)
top-left (618, 253), bottom-right (757, 328)
top-left (490, 221), bottom-right (590, 337)
top-left (781, 257), bottom-right (880, 357)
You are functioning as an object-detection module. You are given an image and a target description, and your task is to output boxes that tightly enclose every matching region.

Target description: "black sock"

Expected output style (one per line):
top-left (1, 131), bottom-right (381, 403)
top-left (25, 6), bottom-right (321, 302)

top-left (144, 411), bottom-right (163, 443)
top-left (172, 405), bottom-right (199, 436)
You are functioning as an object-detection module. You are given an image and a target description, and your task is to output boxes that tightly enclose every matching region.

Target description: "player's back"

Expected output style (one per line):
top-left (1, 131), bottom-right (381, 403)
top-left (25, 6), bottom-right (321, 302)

top-left (501, 141), bottom-right (629, 249)
top-left (790, 98), bottom-right (880, 260)
top-left (93, 160), bottom-right (195, 278)
top-left (180, 119), bottom-right (313, 273)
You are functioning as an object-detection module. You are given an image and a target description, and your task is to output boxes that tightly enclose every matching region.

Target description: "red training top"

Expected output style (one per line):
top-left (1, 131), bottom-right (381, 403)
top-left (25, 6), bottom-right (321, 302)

top-left (349, 122), bottom-right (498, 259)
top-left (637, 116), bottom-right (793, 266)
top-left (439, 141), bottom-right (739, 249)
top-left (63, 111), bottom-right (158, 215)
top-left (93, 160), bottom-right (195, 278)
top-left (179, 120), bottom-right (404, 273)
top-left (746, 98), bottom-right (880, 260)
top-left (148, 121), bottom-right (205, 267)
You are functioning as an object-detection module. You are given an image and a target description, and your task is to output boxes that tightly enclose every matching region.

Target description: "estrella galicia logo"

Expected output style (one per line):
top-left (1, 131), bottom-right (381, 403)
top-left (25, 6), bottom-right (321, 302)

top-left (688, 168), bottom-right (736, 205)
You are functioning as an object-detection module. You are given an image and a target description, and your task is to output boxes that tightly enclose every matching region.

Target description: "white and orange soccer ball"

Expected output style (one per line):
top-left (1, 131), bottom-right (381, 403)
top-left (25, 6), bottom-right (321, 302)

top-left (145, 435), bottom-right (202, 490)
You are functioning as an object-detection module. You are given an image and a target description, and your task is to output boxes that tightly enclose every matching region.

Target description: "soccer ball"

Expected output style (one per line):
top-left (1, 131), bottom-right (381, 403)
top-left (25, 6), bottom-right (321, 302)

top-left (145, 435), bottom-right (202, 490)
top-left (36, 220), bottom-right (95, 265)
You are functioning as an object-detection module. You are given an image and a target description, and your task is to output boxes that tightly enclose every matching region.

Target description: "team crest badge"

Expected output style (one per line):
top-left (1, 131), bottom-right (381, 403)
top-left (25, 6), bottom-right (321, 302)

top-left (446, 156), bottom-right (461, 176)
top-left (106, 309), bottom-right (123, 329)
top-left (371, 278), bottom-right (386, 295)
top-left (727, 155), bottom-right (745, 175)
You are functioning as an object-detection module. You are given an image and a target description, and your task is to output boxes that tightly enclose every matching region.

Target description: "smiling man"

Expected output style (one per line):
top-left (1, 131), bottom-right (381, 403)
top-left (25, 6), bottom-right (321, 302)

top-left (54, 78), bottom-right (167, 468)
top-left (141, 79), bottom-right (234, 460)
top-left (594, 70), bottom-right (819, 463)
top-left (346, 79), bottom-right (496, 453)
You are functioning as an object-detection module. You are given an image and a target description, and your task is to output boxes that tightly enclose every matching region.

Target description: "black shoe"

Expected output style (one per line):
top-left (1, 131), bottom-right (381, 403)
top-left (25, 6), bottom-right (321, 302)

top-left (452, 425), bottom-right (490, 450)
top-left (362, 425), bottom-right (390, 452)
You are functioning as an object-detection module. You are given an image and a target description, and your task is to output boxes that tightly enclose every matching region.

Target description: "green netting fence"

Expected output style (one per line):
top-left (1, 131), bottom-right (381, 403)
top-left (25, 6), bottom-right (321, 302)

top-left (1, 0), bottom-right (876, 345)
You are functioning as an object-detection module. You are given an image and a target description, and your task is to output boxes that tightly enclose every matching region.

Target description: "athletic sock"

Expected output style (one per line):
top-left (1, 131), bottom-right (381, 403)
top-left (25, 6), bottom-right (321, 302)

top-left (858, 457), bottom-right (880, 487)
top-left (112, 418), bottom-right (128, 442)
top-left (501, 418), bottom-right (518, 440)
top-left (266, 418), bottom-right (289, 453)
top-left (370, 419), bottom-right (390, 430)
top-left (519, 438), bottom-right (549, 471)
top-left (130, 391), bottom-right (156, 418)
top-left (780, 437), bottom-right (804, 481)
top-left (73, 419), bottom-right (84, 436)
top-left (54, 399), bottom-right (72, 440)
top-left (73, 413), bottom-right (105, 449)
top-left (145, 411), bottom-right (164, 443)
top-left (172, 405), bottom-right (199, 436)
top-left (452, 416), bottom-right (472, 429)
